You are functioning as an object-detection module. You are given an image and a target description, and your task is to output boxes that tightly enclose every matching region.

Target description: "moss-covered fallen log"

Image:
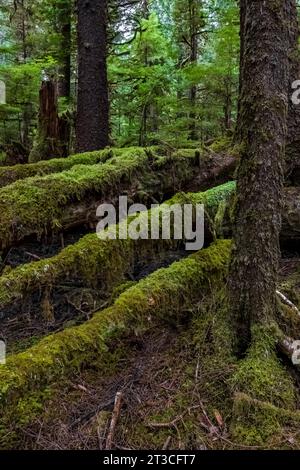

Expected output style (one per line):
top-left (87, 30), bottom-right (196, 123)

top-left (0, 148), bottom-right (114, 188)
top-left (2, 178), bottom-right (299, 322)
top-left (0, 148), bottom-right (199, 252)
top-left (0, 146), bottom-right (236, 190)
top-left (176, 183), bottom-right (300, 243)
top-left (0, 182), bottom-right (235, 321)
top-left (0, 240), bottom-right (231, 445)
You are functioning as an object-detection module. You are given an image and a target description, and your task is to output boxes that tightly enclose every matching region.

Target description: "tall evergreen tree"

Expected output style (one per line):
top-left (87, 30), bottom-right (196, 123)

top-left (75, 0), bottom-right (109, 152)
top-left (228, 0), bottom-right (290, 352)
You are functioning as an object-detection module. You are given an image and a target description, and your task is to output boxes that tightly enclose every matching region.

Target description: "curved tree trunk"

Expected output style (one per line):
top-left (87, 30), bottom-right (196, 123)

top-left (228, 0), bottom-right (290, 353)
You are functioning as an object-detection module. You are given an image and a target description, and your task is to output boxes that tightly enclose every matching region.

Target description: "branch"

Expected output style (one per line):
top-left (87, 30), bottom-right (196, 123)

top-left (276, 290), bottom-right (300, 317)
top-left (105, 392), bottom-right (123, 450)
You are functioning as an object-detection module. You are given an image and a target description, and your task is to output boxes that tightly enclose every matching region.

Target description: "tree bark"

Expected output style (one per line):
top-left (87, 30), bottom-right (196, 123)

top-left (29, 80), bottom-right (68, 162)
top-left (75, 0), bottom-right (109, 152)
top-left (286, 0), bottom-right (300, 171)
top-left (188, 0), bottom-right (198, 141)
top-left (234, 0), bottom-right (246, 143)
top-left (228, 0), bottom-right (290, 353)
top-left (57, 0), bottom-right (72, 100)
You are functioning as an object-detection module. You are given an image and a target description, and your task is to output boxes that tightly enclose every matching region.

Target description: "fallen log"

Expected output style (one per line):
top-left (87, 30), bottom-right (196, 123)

top-left (0, 147), bottom-right (236, 191)
top-left (0, 240), bottom-right (231, 447)
top-left (0, 146), bottom-right (238, 256)
top-left (0, 148), bottom-right (200, 253)
top-left (0, 182), bottom-right (235, 321)
top-left (0, 147), bottom-right (114, 188)
top-left (4, 179), bottom-right (300, 324)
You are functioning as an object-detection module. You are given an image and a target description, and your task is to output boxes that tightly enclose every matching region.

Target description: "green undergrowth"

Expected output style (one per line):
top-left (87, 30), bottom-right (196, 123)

top-left (0, 240), bottom-right (231, 446)
top-left (209, 136), bottom-right (233, 153)
top-left (0, 182), bottom-right (235, 317)
top-left (208, 136), bottom-right (244, 158)
top-left (0, 147), bottom-right (199, 251)
top-left (131, 296), bottom-right (300, 449)
top-left (126, 290), bottom-right (236, 450)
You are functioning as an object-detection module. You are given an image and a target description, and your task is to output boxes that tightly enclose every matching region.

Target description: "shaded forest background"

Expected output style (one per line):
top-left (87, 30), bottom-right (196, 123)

top-left (0, 0), bottom-right (238, 163)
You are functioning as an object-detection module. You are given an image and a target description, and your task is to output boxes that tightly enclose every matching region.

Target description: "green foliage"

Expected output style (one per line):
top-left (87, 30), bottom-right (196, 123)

top-left (0, 0), bottom-right (240, 153)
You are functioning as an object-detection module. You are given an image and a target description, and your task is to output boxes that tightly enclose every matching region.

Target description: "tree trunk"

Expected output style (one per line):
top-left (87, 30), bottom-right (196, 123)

top-left (75, 0), bottom-right (109, 153)
top-left (228, 0), bottom-right (290, 353)
top-left (29, 80), bottom-right (68, 162)
top-left (286, 0), bottom-right (300, 171)
top-left (188, 0), bottom-right (198, 141)
top-left (57, 1), bottom-right (72, 100)
top-left (234, 0), bottom-right (246, 143)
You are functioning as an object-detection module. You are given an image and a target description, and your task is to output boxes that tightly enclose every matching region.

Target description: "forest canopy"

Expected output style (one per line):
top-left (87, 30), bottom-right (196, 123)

top-left (0, 0), bottom-right (239, 161)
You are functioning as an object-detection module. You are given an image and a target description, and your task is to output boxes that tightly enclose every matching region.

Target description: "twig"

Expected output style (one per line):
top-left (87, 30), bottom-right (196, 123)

top-left (25, 251), bottom-right (41, 261)
top-left (276, 290), bottom-right (300, 317)
top-left (105, 391), bottom-right (123, 450)
top-left (162, 436), bottom-right (172, 450)
top-left (69, 398), bottom-right (115, 429)
top-left (147, 405), bottom-right (201, 429)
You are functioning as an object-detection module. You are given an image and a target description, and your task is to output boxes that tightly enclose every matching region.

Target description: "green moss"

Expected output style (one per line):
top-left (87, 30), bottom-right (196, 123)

top-left (232, 393), bottom-right (300, 447)
top-left (209, 136), bottom-right (233, 153)
top-left (0, 148), bottom-right (143, 249)
top-left (230, 324), bottom-right (297, 446)
top-left (0, 234), bottom-right (134, 314)
top-left (124, 291), bottom-right (236, 450)
top-left (0, 148), bottom-right (115, 188)
top-left (0, 240), bottom-right (231, 441)
top-left (0, 183), bottom-right (235, 316)
top-left (0, 147), bottom-right (198, 250)
top-left (230, 324), bottom-right (295, 409)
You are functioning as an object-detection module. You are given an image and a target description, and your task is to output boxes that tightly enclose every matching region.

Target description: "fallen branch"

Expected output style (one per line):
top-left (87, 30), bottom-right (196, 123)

top-left (278, 335), bottom-right (300, 369)
top-left (105, 392), bottom-right (123, 450)
top-left (276, 290), bottom-right (300, 317)
top-left (147, 405), bottom-right (201, 429)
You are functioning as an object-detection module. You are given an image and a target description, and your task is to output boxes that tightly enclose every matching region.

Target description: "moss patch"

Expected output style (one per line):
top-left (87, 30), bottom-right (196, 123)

top-left (0, 148), bottom-right (114, 188)
top-left (0, 240), bottom-right (231, 444)
top-left (232, 393), bottom-right (300, 447)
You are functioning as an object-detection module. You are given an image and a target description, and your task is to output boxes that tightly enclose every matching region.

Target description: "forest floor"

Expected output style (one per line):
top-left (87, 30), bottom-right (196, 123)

top-left (9, 256), bottom-right (300, 451)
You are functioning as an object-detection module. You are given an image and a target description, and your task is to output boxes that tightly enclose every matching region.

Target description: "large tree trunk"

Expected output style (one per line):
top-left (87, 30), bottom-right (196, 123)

top-left (75, 0), bottom-right (109, 152)
top-left (188, 0), bottom-right (198, 141)
top-left (57, 0), bottom-right (72, 100)
top-left (233, 0), bottom-right (246, 143)
top-left (228, 0), bottom-right (290, 353)
top-left (286, 0), bottom-right (300, 171)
